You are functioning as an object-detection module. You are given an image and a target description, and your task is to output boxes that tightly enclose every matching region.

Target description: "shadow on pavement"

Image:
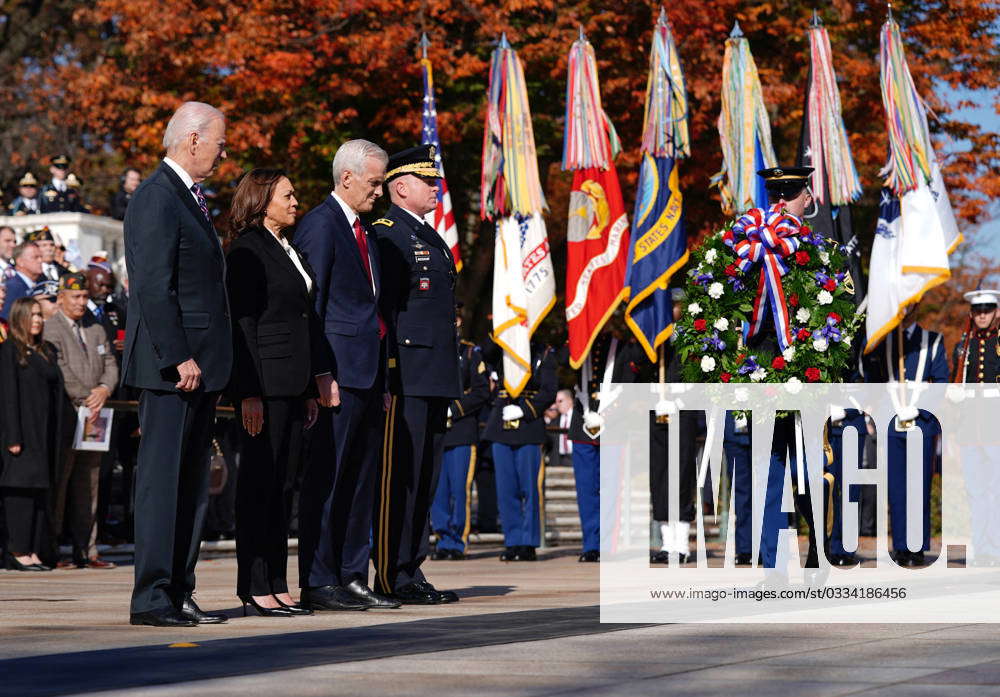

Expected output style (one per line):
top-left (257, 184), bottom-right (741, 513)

top-left (0, 605), bottom-right (647, 697)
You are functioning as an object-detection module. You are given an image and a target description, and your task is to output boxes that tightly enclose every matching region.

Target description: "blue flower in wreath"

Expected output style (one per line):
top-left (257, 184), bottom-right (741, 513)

top-left (737, 355), bottom-right (760, 376)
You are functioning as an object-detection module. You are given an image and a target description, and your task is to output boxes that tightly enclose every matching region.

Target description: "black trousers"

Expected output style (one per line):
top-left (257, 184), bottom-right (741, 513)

top-left (2, 487), bottom-right (49, 557)
top-left (235, 397), bottom-right (302, 597)
top-left (649, 411), bottom-right (698, 523)
top-left (474, 448), bottom-right (499, 532)
top-left (298, 385), bottom-right (382, 588)
top-left (130, 390), bottom-right (217, 614)
top-left (373, 394), bottom-right (447, 593)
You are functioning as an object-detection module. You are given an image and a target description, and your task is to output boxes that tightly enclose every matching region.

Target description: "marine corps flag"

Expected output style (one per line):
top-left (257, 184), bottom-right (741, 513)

top-left (865, 17), bottom-right (961, 353)
top-left (623, 10), bottom-right (689, 363)
top-left (482, 35), bottom-right (556, 396)
top-left (562, 30), bottom-right (629, 369)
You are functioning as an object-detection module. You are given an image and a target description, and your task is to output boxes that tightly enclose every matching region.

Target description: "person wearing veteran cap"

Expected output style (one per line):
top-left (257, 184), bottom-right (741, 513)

top-left (28, 280), bottom-right (60, 320)
top-left (25, 227), bottom-right (70, 281)
top-left (953, 286), bottom-right (1000, 384)
top-left (370, 145), bottom-right (463, 603)
top-left (9, 173), bottom-right (42, 215)
top-left (40, 155), bottom-right (84, 213)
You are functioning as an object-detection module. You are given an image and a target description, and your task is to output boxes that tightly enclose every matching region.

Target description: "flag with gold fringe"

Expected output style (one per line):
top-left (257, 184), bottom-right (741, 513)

top-left (482, 35), bottom-right (555, 396)
top-left (865, 16), bottom-right (962, 353)
top-left (562, 28), bottom-right (630, 369)
top-left (622, 9), bottom-right (690, 363)
top-left (712, 21), bottom-right (777, 216)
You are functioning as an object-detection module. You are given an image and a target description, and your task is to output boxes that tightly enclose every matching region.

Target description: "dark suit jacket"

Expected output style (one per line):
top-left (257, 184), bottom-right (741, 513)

top-left (294, 194), bottom-right (383, 391)
top-left (121, 162), bottom-right (232, 392)
top-left (1, 272), bottom-right (35, 320)
top-left (374, 203), bottom-right (461, 399)
top-left (226, 225), bottom-right (321, 400)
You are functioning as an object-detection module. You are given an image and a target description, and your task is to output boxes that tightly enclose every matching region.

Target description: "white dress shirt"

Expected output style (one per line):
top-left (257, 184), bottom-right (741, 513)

top-left (265, 226), bottom-right (312, 293)
top-left (163, 157), bottom-right (200, 205)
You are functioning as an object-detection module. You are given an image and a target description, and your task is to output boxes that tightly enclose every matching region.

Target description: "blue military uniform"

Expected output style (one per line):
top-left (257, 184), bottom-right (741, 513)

top-left (723, 412), bottom-right (754, 563)
top-left (431, 340), bottom-right (490, 557)
top-left (481, 340), bottom-right (558, 560)
top-left (372, 149), bottom-right (462, 601)
top-left (826, 409), bottom-right (868, 565)
top-left (861, 323), bottom-right (949, 565)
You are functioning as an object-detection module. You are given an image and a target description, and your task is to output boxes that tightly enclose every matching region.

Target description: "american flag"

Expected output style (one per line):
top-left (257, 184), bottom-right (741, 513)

top-left (420, 52), bottom-right (462, 271)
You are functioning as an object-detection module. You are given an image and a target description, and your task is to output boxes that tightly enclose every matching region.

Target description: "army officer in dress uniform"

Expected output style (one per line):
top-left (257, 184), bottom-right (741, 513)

top-left (8, 173), bottom-right (42, 215)
top-left (431, 332), bottom-right (490, 560)
top-left (40, 155), bottom-right (84, 213)
top-left (372, 145), bottom-right (462, 605)
top-left (481, 338), bottom-right (558, 562)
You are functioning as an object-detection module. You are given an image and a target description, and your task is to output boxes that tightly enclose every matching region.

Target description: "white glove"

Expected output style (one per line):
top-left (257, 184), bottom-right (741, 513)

top-left (829, 405), bottom-right (847, 424)
top-left (654, 399), bottom-right (677, 417)
top-left (946, 384), bottom-right (967, 403)
top-left (583, 411), bottom-right (604, 431)
top-left (447, 407), bottom-right (453, 419)
top-left (734, 415), bottom-right (748, 432)
top-left (896, 405), bottom-right (919, 423)
top-left (502, 405), bottom-right (524, 422)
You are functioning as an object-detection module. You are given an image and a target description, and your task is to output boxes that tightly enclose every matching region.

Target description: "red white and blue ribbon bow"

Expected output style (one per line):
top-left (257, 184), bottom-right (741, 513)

top-left (723, 204), bottom-right (803, 351)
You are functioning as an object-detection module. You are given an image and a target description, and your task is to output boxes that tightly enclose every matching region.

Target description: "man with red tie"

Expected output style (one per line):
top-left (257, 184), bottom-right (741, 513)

top-left (295, 139), bottom-right (400, 611)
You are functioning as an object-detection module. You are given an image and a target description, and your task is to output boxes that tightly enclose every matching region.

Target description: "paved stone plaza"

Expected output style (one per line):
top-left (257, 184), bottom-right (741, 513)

top-left (2, 548), bottom-right (1000, 696)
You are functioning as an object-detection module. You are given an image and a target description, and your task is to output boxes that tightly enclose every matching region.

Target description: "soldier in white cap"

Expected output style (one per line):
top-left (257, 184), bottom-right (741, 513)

top-left (953, 285), bottom-right (999, 383)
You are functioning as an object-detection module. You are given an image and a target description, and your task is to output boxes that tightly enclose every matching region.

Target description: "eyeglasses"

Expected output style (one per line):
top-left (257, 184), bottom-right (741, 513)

top-left (971, 305), bottom-right (997, 315)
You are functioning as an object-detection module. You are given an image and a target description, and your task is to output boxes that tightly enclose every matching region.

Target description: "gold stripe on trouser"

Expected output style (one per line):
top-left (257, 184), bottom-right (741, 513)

top-left (536, 449), bottom-right (546, 541)
top-left (824, 472), bottom-right (835, 537)
top-left (377, 396), bottom-right (398, 592)
top-left (461, 446), bottom-right (477, 547)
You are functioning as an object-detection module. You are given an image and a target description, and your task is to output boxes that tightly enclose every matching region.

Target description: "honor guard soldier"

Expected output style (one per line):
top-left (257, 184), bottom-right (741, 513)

top-left (953, 286), bottom-right (1000, 384)
top-left (431, 333), bottom-right (490, 560)
top-left (40, 155), bottom-right (85, 213)
top-left (9, 172), bottom-right (42, 215)
top-left (481, 338), bottom-right (557, 561)
top-left (373, 144), bottom-right (463, 605)
top-left (860, 304), bottom-right (949, 566)
top-left (560, 330), bottom-right (646, 563)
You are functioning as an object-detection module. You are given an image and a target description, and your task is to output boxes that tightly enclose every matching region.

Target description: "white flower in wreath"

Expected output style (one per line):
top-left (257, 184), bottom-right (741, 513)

top-left (734, 387), bottom-right (749, 402)
top-left (701, 355), bottom-right (716, 373)
top-left (795, 307), bottom-right (811, 323)
top-left (782, 346), bottom-right (796, 362)
top-left (713, 317), bottom-right (730, 332)
top-left (817, 289), bottom-right (833, 305)
top-left (813, 337), bottom-right (829, 352)
top-left (843, 333), bottom-right (853, 344)
top-left (820, 250), bottom-right (830, 265)
top-left (705, 248), bottom-right (718, 264)
top-left (708, 282), bottom-right (724, 299)
top-left (688, 302), bottom-right (702, 316)
top-left (785, 377), bottom-right (803, 394)
top-left (749, 367), bottom-right (767, 382)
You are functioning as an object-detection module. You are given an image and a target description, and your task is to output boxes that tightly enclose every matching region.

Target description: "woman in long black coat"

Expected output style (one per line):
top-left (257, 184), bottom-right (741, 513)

top-left (1, 297), bottom-right (62, 571)
top-left (226, 168), bottom-right (320, 617)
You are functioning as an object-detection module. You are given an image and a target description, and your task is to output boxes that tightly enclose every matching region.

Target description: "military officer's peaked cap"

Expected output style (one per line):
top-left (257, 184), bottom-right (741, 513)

top-left (758, 166), bottom-right (814, 199)
top-left (964, 286), bottom-right (999, 308)
top-left (18, 172), bottom-right (38, 187)
top-left (385, 144), bottom-right (442, 183)
top-left (50, 154), bottom-right (71, 167)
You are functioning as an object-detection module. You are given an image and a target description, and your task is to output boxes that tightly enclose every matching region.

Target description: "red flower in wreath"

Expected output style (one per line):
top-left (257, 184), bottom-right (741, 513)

top-left (725, 264), bottom-right (739, 277)
top-left (720, 372), bottom-right (732, 383)
top-left (771, 356), bottom-right (786, 370)
top-left (789, 293), bottom-right (799, 307)
top-left (823, 278), bottom-right (837, 292)
top-left (827, 312), bottom-right (842, 323)
top-left (794, 251), bottom-right (810, 266)
top-left (694, 319), bottom-right (707, 332)
top-left (736, 353), bottom-right (746, 362)
top-left (805, 367), bottom-right (821, 382)
top-left (797, 328), bottom-right (811, 341)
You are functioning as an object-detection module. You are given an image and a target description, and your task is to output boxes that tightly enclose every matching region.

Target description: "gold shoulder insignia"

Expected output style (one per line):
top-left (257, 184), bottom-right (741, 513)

top-left (460, 339), bottom-right (475, 346)
top-left (477, 361), bottom-right (486, 374)
top-left (373, 218), bottom-right (394, 227)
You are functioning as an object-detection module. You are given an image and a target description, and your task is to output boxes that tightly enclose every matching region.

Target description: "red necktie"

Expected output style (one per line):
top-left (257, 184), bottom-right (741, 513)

top-left (353, 218), bottom-right (386, 339)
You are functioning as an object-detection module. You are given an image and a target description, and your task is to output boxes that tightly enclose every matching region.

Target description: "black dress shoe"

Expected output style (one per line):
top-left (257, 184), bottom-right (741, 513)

top-left (344, 580), bottom-right (401, 609)
top-left (416, 581), bottom-right (458, 603)
top-left (830, 553), bottom-right (858, 567)
top-left (431, 549), bottom-right (451, 561)
top-left (301, 585), bottom-right (368, 611)
top-left (447, 549), bottom-right (466, 560)
top-left (239, 596), bottom-right (294, 617)
top-left (390, 582), bottom-right (442, 605)
top-left (499, 547), bottom-right (518, 562)
top-left (650, 550), bottom-right (670, 564)
top-left (130, 607), bottom-right (197, 627)
top-left (734, 553), bottom-right (752, 566)
top-left (515, 546), bottom-right (537, 561)
top-left (578, 550), bottom-right (600, 562)
top-left (180, 596), bottom-right (228, 624)
top-left (909, 551), bottom-right (926, 566)
top-left (275, 597), bottom-right (313, 615)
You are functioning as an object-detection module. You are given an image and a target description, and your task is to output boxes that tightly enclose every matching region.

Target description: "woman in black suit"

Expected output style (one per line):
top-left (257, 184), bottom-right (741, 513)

top-left (0, 298), bottom-right (62, 571)
top-left (227, 168), bottom-right (319, 616)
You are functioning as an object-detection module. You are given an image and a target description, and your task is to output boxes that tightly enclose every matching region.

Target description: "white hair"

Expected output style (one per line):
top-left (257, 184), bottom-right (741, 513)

top-left (331, 139), bottom-right (387, 184)
top-left (162, 101), bottom-right (225, 151)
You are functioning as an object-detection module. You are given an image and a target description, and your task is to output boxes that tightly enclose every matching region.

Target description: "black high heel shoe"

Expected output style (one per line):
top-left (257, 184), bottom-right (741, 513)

top-left (275, 597), bottom-right (313, 615)
top-left (239, 595), bottom-right (294, 617)
top-left (3, 552), bottom-right (45, 571)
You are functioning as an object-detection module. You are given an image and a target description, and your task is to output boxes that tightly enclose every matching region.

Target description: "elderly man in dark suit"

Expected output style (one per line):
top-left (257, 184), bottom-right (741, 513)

top-left (295, 139), bottom-right (397, 611)
top-left (122, 101), bottom-right (232, 627)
